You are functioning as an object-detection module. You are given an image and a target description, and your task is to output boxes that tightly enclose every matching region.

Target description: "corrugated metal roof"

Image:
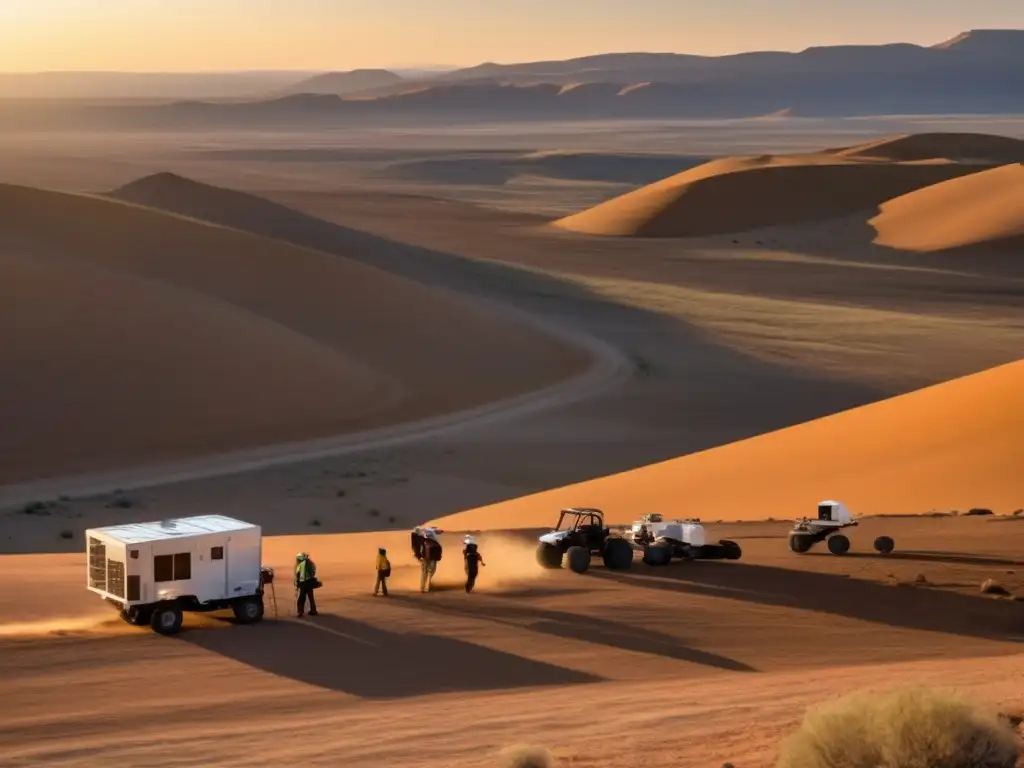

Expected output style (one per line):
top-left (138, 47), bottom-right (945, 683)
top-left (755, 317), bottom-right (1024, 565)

top-left (88, 515), bottom-right (258, 544)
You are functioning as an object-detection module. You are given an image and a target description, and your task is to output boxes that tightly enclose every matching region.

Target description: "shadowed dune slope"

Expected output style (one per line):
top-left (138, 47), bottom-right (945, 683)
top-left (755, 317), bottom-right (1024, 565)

top-left (833, 132), bottom-right (1024, 162)
top-left (550, 154), bottom-right (989, 238)
top-left (430, 360), bottom-right (1024, 530)
top-left (870, 163), bottom-right (1024, 252)
top-left (0, 183), bottom-right (588, 484)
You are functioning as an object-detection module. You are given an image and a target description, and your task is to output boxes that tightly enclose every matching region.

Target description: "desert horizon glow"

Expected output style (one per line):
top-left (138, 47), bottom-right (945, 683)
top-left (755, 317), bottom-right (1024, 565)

top-left (0, 0), bottom-right (1021, 72)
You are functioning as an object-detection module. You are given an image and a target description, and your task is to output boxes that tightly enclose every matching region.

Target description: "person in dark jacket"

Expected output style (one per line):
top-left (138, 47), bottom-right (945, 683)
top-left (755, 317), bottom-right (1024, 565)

top-left (411, 527), bottom-right (426, 562)
top-left (294, 552), bottom-right (319, 617)
top-left (374, 547), bottom-right (391, 597)
top-left (463, 536), bottom-right (485, 593)
top-left (420, 529), bottom-right (443, 593)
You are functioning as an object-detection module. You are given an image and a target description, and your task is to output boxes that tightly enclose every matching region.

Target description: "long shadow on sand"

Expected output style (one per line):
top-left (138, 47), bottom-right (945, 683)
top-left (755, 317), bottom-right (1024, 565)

top-left (804, 550), bottom-right (1024, 568)
top-left (387, 593), bottom-right (755, 672)
top-left (596, 562), bottom-right (1023, 642)
top-left (179, 613), bottom-right (600, 698)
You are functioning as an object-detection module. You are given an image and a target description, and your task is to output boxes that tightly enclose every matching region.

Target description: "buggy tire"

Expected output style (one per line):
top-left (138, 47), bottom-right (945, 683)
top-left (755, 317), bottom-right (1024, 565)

top-left (232, 596), bottom-right (264, 624)
top-left (565, 546), bottom-right (590, 574)
top-left (602, 537), bottom-right (634, 570)
top-left (873, 535), bottom-right (895, 555)
top-left (643, 543), bottom-right (673, 566)
top-left (788, 532), bottom-right (815, 553)
top-left (151, 603), bottom-right (183, 636)
top-left (720, 539), bottom-right (743, 560)
top-left (536, 542), bottom-right (563, 569)
top-left (827, 533), bottom-right (851, 555)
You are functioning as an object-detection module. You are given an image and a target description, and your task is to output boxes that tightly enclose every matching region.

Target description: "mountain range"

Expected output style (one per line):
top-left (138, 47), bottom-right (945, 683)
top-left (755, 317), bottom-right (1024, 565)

top-left (2, 29), bottom-right (1021, 126)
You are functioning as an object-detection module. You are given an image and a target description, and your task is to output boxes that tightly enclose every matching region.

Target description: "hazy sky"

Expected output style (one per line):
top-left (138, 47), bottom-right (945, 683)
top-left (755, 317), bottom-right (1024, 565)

top-left (1, 0), bottom-right (1022, 72)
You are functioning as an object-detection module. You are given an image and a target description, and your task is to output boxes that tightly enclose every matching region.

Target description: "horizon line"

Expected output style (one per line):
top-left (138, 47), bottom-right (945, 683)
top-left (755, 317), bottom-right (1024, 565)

top-left (2, 27), bottom-right (1021, 76)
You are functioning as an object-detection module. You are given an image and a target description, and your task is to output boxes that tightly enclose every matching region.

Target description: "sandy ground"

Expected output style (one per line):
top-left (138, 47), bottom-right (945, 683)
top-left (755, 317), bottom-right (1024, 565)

top-left (1, 518), bottom-right (1022, 767)
top-left (1, 117), bottom-right (1023, 766)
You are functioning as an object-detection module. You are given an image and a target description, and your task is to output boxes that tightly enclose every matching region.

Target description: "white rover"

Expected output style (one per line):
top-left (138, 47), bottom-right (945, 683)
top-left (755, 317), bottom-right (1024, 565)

top-left (86, 515), bottom-right (272, 636)
top-left (788, 500), bottom-right (895, 555)
top-left (627, 513), bottom-right (742, 566)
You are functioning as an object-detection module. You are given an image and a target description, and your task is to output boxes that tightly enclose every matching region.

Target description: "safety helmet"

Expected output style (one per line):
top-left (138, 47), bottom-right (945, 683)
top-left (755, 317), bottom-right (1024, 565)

top-left (296, 552), bottom-right (307, 562)
top-left (463, 535), bottom-right (476, 545)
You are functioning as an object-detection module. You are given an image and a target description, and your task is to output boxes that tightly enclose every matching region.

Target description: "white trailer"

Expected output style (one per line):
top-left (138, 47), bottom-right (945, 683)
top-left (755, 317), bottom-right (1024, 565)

top-left (626, 513), bottom-right (742, 565)
top-left (86, 514), bottom-right (269, 635)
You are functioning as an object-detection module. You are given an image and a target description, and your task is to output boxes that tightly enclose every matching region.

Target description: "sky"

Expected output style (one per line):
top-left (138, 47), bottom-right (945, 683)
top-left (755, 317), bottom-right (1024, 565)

top-left (1, 0), bottom-right (1022, 72)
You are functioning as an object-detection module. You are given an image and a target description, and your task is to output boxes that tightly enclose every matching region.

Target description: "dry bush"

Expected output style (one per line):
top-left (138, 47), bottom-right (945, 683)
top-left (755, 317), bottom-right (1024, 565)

top-left (776, 687), bottom-right (1020, 768)
top-left (499, 744), bottom-right (555, 768)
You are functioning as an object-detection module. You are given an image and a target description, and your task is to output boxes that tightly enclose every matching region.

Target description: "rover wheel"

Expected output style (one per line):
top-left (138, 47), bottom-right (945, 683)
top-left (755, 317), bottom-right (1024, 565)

top-left (720, 539), bottom-right (743, 560)
top-left (602, 537), bottom-right (634, 570)
top-left (642, 543), bottom-right (672, 566)
top-left (565, 545), bottom-right (591, 574)
top-left (151, 603), bottom-right (184, 636)
top-left (827, 533), bottom-right (850, 555)
top-left (788, 532), bottom-right (814, 553)
top-left (536, 542), bottom-right (563, 569)
top-left (232, 596), bottom-right (265, 624)
top-left (873, 535), bottom-right (895, 555)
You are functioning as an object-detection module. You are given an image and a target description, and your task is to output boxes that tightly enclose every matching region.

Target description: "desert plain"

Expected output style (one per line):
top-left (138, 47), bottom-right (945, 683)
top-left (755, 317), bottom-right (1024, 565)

top-left (0, 78), bottom-right (1023, 766)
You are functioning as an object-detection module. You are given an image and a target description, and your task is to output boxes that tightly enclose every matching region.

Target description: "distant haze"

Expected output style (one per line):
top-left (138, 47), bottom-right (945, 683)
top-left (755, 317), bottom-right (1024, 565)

top-left (2, 0), bottom-right (1022, 71)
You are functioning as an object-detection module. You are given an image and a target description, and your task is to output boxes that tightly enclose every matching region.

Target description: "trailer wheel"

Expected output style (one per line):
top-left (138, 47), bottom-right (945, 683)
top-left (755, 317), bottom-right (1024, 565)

top-left (873, 535), bottom-right (895, 555)
top-left (602, 537), bottom-right (634, 570)
top-left (643, 543), bottom-right (672, 566)
top-left (788, 532), bottom-right (814, 553)
top-left (151, 603), bottom-right (183, 636)
top-left (720, 539), bottom-right (743, 560)
top-left (232, 596), bottom-right (264, 624)
top-left (565, 546), bottom-right (590, 574)
top-left (536, 542), bottom-right (563, 569)
top-left (827, 533), bottom-right (851, 555)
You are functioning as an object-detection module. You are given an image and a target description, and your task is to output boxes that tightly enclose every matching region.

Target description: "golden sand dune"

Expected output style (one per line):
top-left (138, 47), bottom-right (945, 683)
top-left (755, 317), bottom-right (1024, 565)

top-left (870, 163), bottom-right (1024, 252)
top-left (833, 132), bottom-right (1024, 163)
top-left (550, 151), bottom-right (988, 238)
top-left (0, 183), bottom-right (588, 484)
top-left (431, 360), bottom-right (1024, 530)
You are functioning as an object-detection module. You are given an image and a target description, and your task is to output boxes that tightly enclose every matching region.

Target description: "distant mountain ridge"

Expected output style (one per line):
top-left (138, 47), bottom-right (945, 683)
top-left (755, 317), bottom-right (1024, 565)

top-left (3, 29), bottom-right (1021, 126)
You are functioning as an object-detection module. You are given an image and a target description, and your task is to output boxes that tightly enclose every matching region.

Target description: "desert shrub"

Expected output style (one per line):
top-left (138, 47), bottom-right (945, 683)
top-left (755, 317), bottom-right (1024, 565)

top-left (499, 744), bottom-right (555, 768)
top-left (967, 508), bottom-right (994, 517)
top-left (776, 687), bottom-right (1019, 768)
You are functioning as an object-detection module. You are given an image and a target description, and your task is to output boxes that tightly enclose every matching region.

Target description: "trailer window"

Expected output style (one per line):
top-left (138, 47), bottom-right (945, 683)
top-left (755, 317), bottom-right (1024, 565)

top-left (174, 552), bottom-right (191, 580)
top-left (107, 560), bottom-right (126, 599)
top-left (211, 546), bottom-right (224, 560)
top-left (154, 552), bottom-right (192, 582)
top-left (88, 537), bottom-right (107, 591)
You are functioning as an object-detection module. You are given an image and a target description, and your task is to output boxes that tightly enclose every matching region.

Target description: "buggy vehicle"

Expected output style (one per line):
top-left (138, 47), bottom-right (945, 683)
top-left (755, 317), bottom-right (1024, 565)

top-left (536, 507), bottom-right (634, 574)
top-left (627, 513), bottom-right (742, 566)
top-left (788, 500), bottom-right (895, 556)
top-left (86, 515), bottom-right (271, 636)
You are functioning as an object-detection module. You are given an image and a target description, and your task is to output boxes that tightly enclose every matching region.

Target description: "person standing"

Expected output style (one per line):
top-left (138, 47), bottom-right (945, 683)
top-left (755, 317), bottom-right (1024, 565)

top-left (374, 547), bottom-right (391, 597)
top-left (463, 535), bottom-right (485, 593)
top-left (411, 527), bottom-right (426, 562)
top-left (294, 552), bottom-right (319, 617)
top-left (420, 529), bottom-right (443, 593)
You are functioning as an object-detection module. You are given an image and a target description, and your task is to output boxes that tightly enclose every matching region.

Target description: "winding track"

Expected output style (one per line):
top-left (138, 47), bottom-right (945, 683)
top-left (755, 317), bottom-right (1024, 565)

top-left (0, 296), bottom-right (633, 508)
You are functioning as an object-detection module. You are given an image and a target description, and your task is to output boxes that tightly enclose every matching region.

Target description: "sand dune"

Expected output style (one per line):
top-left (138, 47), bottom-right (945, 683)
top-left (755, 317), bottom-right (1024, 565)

top-left (834, 132), bottom-right (1024, 163)
top-left (0, 183), bottom-right (588, 484)
top-left (551, 151), bottom-right (989, 238)
top-left (870, 163), bottom-right (1024, 252)
top-left (430, 360), bottom-right (1024, 530)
